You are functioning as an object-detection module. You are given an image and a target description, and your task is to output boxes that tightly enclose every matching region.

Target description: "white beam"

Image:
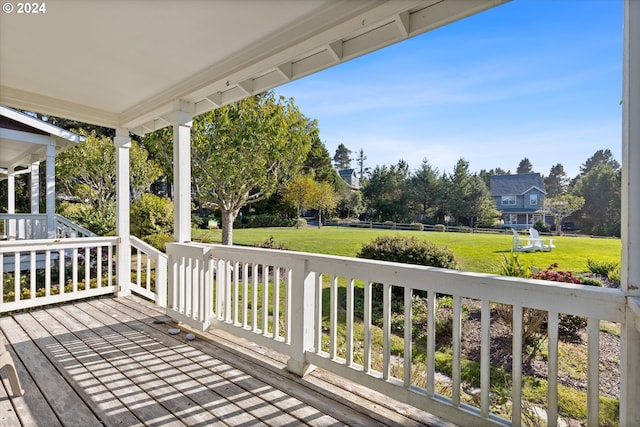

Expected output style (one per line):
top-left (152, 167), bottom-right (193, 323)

top-left (45, 143), bottom-right (56, 238)
top-left (115, 128), bottom-right (132, 296)
top-left (621, 0), bottom-right (640, 425)
top-left (171, 101), bottom-right (194, 243)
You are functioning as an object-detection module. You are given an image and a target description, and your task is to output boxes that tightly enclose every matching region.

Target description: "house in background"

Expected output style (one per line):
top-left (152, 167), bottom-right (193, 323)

top-left (338, 168), bottom-right (360, 190)
top-left (490, 173), bottom-right (547, 229)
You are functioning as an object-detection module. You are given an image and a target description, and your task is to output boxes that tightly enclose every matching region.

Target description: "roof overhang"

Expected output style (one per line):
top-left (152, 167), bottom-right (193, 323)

top-left (0, 0), bottom-right (507, 136)
top-left (0, 105), bottom-right (84, 170)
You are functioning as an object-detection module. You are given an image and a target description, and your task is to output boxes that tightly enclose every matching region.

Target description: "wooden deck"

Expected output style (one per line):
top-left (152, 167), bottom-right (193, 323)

top-left (0, 296), bottom-right (453, 427)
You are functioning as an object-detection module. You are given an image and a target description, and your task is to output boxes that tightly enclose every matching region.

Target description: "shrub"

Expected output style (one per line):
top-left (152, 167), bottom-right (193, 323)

top-left (142, 233), bottom-right (174, 252)
top-left (357, 235), bottom-right (459, 269)
top-left (296, 218), bottom-right (307, 228)
top-left (409, 222), bottom-right (424, 231)
top-left (586, 259), bottom-right (619, 277)
top-left (433, 224), bottom-right (446, 232)
top-left (607, 268), bottom-right (621, 286)
top-left (383, 221), bottom-right (396, 229)
top-left (234, 214), bottom-right (295, 228)
top-left (533, 219), bottom-right (550, 233)
top-left (130, 194), bottom-right (173, 237)
top-left (254, 235), bottom-right (288, 250)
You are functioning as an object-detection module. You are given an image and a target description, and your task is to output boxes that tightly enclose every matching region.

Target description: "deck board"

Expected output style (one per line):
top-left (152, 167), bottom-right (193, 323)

top-left (0, 296), bottom-right (453, 426)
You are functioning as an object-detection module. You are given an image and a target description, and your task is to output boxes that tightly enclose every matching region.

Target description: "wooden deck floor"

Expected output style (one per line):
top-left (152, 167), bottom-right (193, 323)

top-left (0, 296), bottom-right (453, 427)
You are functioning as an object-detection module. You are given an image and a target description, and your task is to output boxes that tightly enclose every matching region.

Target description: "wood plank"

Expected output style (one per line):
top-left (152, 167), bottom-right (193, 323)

top-left (84, 298), bottom-right (299, 426)
top-left (47, 303), bottom-right (212, 427)
top-left (0, 315), bottom-right (100, 427)
top-left (26, 308), bottom-right (146, 427)
top-left (100, 297), bottom-right (346, 427)
top-left (112, 296), bottom-right (405, 427)
top-left (0, 350), bottom-right (21, 427)
top-left (0, 328), bottom-right (60, 427)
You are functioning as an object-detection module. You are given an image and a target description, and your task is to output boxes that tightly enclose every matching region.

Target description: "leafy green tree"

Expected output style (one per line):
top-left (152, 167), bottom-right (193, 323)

top-left (468, 175), bottom-right (500, 227)
top-left (281, 174), bottom-right (317, 226)
top-left (55, 129), bottom-right (161, 234)
top-left (544, 163), bottom-right (569, 197)
top-left (408, 159), bottom-right (440, 222)
top-left (311, 181), bottom-right (338, 227)
top-left (337, 189), bottom-right (364, 219)
top-left (302, 127), bottom-right (341, 187)
top-left (517, 157), bottom-right (533, 174)
top-left (333, 143), bottom-right (352, 169)
top-left (190, 92), bottom-right (312, 245)
top-left (543, 194), bottom-right (585, 236)
top-left (447, 159), bottom-right (474, 225)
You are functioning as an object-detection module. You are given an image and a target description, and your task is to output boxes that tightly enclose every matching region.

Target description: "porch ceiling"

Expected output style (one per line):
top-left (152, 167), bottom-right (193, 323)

top-left (0, 0), bottom-right (507, 135)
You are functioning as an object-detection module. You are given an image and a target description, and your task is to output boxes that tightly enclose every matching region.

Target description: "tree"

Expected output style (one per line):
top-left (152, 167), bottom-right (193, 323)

top-left (301, 127), bottom-right (341, 187)
top-left (544, 163), bottom-right (569, 197)
top-left (574, 164), bottom-right (621, 236)
top-left (447, 159), bottom-right (474, 225)
top-left (362, 160), bottom-right (410, 222)
top-left (310, 181), bottom-right (338, 228)
top-left (337, 189), bottom-right (364, 219)
top-left (467, 175), bottom-right (500, 227)
top-left (190, 92), bottom-right (312, 245)
top-left (333, 143), bottom-right (352, 169)
top-left (55, 129), bottom-right (162, 234)
top-left (517, 158), bottom-right (533, 174)
top-left (543, 194), bottom-right (585, 236)
top-left (579, 149), bottom-right (620, 176)
top-left (355, 148), bottom-right (371, 179)
top-left (408, 159), bottom-right (440, 222)
top-left (281, 174), bottom-right (317, 227)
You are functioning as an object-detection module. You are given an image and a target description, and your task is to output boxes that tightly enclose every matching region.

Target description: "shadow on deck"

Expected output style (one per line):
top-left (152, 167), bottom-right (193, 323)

top-left (0, 296), bottom-right (453, 426)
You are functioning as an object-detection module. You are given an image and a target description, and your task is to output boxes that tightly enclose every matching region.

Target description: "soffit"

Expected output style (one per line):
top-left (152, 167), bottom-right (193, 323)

top-left (0, 0), bottom-right (507, 134)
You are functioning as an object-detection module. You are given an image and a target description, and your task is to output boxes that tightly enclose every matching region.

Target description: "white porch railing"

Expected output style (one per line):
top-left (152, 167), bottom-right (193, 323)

top-left (0, 213), bottom-right (96, 240)
top-left (0, 236), bottom-right (118, 312)
top-left (166, 242), bottom-right (630, 427)
top-left (130, 236), bottom-right (167, 307)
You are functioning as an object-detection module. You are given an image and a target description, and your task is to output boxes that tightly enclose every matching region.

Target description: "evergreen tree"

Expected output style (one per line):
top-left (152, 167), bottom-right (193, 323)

top-left (408, 159), bottom-right (440, 222)
top-left (516, 157), bottom-right (533, 174)
top-left (355, 148), bottom-right (371, 179)
top-left (544, 163), bottom-right (569, 197)
top-left (333, 143), bottom-right (352, 169)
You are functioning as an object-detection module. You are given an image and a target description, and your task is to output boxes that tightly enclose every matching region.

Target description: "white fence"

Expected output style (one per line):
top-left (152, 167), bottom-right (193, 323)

top-left (166, 242), bottom-right (629, 427)
top-left (0, 237), bottom-right (118, 312)
top-left (0, 213), bottom-right (96, 240)
top-left (130, 236), bottom-right (167, 307)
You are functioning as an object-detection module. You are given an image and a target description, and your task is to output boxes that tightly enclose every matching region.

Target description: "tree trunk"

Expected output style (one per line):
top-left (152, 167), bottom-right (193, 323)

top-left (220, 208), bottom-right (237, 245)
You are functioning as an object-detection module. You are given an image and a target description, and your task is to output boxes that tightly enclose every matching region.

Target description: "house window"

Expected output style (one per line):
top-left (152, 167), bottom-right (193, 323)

top-left (506, 214), bottom-right (518, 224)
top-left (530, 194), bottom-right (538, 205)
top-left (502, 195), bottom-right (516, 206)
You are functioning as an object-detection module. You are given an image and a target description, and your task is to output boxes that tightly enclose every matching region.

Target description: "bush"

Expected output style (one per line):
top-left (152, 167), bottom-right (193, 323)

top-left (533, 219), bottom-right (550, 233)
top-left (357, 235), bottom-right (459, 269)
top-left (409, 222), bottom-right (424, 231)
top-left (130, 194), bottom-right (173, 237)
top-left (234, 214), bottom-right (295, 228)
top-left (586, 259), bottom-right (619, 277)
top-left (433, 224), bottom-right (446, 232)
top-left (142, 233), bottom-right (174, 252)
top-left (383, 221), bottom-right (396, 229)
top-left (254, 235), bottom-right (288, 250)
top-left (296, 217), bottom-right (307, 228)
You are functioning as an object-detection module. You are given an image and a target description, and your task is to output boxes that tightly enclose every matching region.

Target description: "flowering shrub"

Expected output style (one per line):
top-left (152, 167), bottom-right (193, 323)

top-left (531, 263), bottom-right (581, 284)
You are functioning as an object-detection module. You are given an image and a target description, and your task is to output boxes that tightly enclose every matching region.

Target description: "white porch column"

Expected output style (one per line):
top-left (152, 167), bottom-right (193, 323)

top-left (621, 0), bottom-right (640, 425)
top-left (45, 143), bottom-right (56, 238)
top-left (169, 101), bottom-right (193, 243)
top-left (115, 128), bottom-right (132, 297)
top-left (7, 167), bottom-right (15, 239)
top-left (30, 155), bottom-right (40, 214)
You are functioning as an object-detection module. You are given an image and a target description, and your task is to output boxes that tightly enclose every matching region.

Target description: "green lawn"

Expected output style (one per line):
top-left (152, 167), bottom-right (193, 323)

top-left (192, 226), bottom-right (621, 274)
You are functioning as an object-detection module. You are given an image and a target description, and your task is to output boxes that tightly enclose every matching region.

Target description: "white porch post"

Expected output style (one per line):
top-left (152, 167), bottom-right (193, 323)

top-left (7, 167), bottom-right (15, 239)
top-left (115, 128), bottom-right (132, 297)
top-left (170, 101), bottom-right (193, 243)
top-left (30, 155), bottom-right (39, 214)
top-left (45, 143), bottom-right (56, 238)
top-left (621, 0), bottom-right (640, 425)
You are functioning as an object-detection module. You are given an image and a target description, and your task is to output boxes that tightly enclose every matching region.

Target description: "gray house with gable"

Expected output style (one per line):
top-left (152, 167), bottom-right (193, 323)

top-left (489, 173), bottom-right (548, 229)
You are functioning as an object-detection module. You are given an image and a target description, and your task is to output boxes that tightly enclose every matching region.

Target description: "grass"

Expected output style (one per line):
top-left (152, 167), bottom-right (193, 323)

top-left (192, 226), bottom-right (621, 274)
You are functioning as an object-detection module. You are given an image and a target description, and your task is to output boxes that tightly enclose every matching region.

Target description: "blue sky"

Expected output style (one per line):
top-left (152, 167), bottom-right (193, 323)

top-left (275, 0), bottom-right (623, 179)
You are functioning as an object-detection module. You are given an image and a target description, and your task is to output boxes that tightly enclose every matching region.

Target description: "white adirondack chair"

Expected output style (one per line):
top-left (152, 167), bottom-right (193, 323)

top-left (529, 227), bottom-right (555, 251)
top-left (511, 229), bottom-right (536, 252)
